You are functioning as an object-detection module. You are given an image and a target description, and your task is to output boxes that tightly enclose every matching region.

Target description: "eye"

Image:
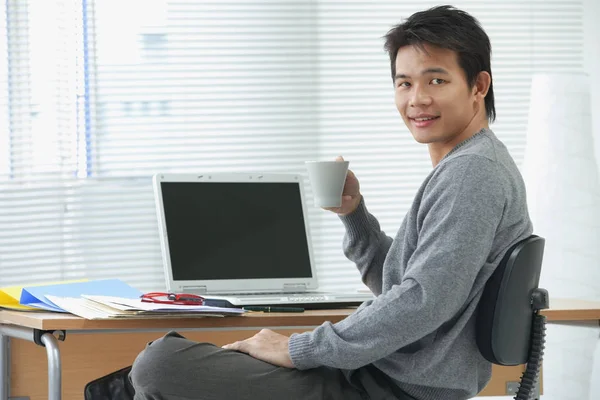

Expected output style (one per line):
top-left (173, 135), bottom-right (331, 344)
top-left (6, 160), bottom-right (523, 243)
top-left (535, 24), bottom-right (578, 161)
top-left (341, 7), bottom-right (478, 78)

top-left (397, 81), bottom-right (411, 88)
top-left (431, 78), bottom-right (446, 85)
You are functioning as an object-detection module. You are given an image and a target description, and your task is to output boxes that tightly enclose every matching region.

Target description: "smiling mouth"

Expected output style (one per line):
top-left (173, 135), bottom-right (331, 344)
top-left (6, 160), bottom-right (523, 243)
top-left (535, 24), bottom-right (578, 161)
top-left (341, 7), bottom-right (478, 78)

top-left (410, 116), bottom-right (439, 121)
top-left (409, 116), bottom-right (440, 128)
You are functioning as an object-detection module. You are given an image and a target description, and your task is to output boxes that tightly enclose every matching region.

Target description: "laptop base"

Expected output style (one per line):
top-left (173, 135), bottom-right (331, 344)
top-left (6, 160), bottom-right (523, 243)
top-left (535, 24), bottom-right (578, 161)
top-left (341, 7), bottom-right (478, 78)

top-left (203, 294), bottom-right (372, 310)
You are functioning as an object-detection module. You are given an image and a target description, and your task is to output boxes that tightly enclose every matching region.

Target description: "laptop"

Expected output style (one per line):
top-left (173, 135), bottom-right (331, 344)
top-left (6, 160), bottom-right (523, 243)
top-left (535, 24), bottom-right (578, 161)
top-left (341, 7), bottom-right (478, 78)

top-left (152, 173), bottom-right (374, 309)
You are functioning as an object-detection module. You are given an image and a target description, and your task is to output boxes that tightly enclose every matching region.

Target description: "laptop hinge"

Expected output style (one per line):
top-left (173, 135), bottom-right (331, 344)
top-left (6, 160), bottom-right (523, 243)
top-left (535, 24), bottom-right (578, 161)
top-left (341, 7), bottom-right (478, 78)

top-left (181, 285), bottom-right (207, 295)
top-left (283, 283), bottom-right (307, 292)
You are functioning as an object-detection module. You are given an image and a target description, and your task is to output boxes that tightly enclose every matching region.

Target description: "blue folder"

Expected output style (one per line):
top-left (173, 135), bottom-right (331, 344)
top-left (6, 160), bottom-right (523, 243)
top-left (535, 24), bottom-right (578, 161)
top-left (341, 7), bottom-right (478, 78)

top-left (20, 279), bottom-right (143, 312)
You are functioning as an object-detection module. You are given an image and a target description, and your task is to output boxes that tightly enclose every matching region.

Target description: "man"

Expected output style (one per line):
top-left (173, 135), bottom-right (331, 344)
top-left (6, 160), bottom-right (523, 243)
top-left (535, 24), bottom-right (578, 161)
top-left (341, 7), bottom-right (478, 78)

top-left (130, 5), bottom-right (532, 400)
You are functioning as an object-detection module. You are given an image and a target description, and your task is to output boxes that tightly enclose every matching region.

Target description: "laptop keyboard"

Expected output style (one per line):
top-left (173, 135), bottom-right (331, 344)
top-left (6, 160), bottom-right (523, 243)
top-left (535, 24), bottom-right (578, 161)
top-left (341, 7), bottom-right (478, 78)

top-left (213, 291), bottom-right (330, 297)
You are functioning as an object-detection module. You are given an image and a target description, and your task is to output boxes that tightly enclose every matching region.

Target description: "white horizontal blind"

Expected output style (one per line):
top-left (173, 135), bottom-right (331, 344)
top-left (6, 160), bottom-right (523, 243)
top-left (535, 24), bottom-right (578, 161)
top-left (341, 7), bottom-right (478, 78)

top-left (0, 1), bottom-right (586, 293)
top-left (1, 0), bottom-right (80, 181)
top-left (0, 0), bottom-right (82, 285)
top-left (90, 0), bottom-right (319, 176)
top-left (0, 0), bottom-right (8, 177)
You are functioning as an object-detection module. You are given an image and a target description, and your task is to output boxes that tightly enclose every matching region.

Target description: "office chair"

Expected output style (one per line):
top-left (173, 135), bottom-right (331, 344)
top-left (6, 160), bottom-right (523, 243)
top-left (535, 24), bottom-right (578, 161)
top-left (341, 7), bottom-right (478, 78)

top-left (476, 234), bottom-right (548, 400)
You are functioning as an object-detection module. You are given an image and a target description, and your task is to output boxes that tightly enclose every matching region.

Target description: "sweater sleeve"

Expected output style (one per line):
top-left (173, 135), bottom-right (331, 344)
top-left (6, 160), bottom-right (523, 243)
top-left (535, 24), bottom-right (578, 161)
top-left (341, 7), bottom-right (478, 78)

top-left (289, 156), bottom-right (505, 370)
top-left (338, 197), bottom-right (394, 295)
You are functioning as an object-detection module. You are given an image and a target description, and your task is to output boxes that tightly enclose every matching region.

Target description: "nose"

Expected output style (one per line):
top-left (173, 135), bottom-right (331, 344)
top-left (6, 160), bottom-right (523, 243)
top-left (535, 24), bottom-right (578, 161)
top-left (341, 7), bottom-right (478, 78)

top-left (409, 84), bottom-right (433, 107)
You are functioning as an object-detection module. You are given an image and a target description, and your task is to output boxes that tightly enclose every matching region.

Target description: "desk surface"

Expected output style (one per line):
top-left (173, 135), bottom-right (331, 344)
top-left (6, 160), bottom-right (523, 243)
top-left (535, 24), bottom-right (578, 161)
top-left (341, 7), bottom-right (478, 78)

top-left (1, 298), bottom-right (599, 331)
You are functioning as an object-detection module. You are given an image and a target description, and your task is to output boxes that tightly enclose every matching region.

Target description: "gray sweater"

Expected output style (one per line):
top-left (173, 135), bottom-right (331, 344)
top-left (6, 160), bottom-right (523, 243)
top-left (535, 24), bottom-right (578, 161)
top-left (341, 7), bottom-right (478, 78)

top-left (288, 129), bottom-right (533, 400)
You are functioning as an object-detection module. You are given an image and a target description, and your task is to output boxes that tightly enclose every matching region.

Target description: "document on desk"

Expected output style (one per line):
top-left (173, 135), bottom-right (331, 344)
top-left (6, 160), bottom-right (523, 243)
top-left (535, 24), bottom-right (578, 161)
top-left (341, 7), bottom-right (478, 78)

top-left (84, 295), bottom-right (246, 315)
top-left (20, 279), bottom-right (142, 312)
top-left (45, 295), bottom-right (246, 320)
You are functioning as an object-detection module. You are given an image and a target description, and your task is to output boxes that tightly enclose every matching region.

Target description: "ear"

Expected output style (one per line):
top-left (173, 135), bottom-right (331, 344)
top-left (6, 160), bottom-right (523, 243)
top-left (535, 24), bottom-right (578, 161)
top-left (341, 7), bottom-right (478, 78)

top-left (472, 71), bottom-right (491, 101)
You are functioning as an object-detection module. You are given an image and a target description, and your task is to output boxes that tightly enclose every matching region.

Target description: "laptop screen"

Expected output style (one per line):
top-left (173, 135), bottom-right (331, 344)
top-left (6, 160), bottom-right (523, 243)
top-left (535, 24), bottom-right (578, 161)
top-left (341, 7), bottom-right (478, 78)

top-left (160, 181), bottom-right (313, 281)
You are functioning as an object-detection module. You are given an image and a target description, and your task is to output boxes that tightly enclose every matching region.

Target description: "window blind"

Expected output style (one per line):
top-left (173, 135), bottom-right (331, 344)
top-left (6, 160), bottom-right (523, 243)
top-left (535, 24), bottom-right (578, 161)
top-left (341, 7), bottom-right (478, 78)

top-left (0, 0), bottom-right (585, 293)
top-left (0, 0), bottom-right (8, 176)
top-left (0, 0), bottom-right (82, 284)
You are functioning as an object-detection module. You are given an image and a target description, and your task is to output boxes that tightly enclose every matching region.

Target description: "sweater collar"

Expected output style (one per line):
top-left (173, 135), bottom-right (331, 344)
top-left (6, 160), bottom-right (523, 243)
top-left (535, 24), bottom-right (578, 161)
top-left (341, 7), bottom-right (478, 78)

top-left (439, 128), bottom-right (490, 164)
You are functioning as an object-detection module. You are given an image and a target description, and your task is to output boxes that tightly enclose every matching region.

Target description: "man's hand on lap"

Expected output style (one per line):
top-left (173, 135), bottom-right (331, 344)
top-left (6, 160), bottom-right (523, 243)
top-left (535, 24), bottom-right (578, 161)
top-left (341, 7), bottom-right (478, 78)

top-left (222, 329), bottom-right (295, 369)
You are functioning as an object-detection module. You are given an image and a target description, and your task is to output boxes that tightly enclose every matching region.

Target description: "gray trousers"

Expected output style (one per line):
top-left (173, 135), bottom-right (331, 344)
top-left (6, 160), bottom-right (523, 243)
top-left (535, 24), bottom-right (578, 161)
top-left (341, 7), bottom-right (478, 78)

top-left (129, 331), bottom-right (410, 400)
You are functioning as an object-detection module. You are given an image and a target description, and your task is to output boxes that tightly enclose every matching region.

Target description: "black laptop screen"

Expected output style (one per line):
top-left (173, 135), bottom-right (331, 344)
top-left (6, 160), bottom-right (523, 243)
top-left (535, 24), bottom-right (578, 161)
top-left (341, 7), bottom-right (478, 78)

top-left (160, 181), bottom-right (313, 281)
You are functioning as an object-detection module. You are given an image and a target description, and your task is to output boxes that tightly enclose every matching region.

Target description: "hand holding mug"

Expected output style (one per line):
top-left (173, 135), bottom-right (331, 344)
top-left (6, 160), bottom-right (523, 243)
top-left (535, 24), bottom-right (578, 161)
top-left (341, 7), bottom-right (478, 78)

top-left (305, 156), bottom-right (362, 216)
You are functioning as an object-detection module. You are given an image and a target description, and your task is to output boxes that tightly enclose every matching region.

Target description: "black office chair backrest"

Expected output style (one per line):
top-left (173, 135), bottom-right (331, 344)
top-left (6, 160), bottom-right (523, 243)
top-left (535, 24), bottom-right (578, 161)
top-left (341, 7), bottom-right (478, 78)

top-left (476, 235), bottom-right (548, 399)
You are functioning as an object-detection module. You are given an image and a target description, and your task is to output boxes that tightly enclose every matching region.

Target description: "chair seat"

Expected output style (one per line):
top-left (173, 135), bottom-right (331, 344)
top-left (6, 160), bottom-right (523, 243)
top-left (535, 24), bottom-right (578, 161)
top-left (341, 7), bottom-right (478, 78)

top-left (84, 365), bottom-right (135, 400)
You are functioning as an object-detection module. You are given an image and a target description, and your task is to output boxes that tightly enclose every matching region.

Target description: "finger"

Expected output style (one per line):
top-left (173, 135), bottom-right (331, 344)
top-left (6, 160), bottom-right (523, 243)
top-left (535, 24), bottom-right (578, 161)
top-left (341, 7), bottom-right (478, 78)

top-left (222, 340), bottom-right (243, 351)
top-left (342, 195), bottom-right (352, 201)
top-left (335, 155), bottom-right (344, 161)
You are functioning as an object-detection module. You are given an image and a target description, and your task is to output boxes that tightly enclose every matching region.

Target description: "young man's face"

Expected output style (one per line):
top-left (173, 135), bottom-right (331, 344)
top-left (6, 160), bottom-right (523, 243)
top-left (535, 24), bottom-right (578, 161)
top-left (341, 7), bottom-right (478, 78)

top-left (394, 43), bottom-right (485, 147)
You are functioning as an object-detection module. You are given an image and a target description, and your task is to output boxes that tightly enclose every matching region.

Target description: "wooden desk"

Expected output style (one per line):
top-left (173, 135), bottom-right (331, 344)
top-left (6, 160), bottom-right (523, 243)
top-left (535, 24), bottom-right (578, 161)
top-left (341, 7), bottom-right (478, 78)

top-left (1, 298), bottom-right (599, 400)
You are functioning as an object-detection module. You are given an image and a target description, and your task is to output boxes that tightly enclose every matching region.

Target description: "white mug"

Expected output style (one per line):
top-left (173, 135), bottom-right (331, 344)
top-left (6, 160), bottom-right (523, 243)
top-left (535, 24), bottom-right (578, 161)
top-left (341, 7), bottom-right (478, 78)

top-left (305, 160), bottom-right (349, 208)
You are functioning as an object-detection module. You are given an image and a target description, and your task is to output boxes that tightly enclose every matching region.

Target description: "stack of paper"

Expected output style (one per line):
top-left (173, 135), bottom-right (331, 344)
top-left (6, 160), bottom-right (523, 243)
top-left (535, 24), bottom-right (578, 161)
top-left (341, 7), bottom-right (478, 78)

top-left (46, 295), bottom-right (246, 320)
top-left (0, 279), bottom-right (245, 319)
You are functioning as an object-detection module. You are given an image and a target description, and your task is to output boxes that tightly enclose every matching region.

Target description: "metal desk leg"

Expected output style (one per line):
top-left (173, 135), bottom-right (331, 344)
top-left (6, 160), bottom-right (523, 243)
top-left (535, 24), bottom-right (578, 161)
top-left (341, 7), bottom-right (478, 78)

top-left (40, 333), bottom-right (61, 400)
top-left (0, 325), bottom-right (65, 400)
top-left (0, 335), bottom-right (9, 400)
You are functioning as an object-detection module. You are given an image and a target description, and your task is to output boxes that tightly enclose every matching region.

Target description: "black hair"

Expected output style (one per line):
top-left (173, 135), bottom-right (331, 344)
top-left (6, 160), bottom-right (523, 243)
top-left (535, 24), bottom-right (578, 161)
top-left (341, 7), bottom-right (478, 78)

top-left (383, 5), bottom-right (496, 122)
